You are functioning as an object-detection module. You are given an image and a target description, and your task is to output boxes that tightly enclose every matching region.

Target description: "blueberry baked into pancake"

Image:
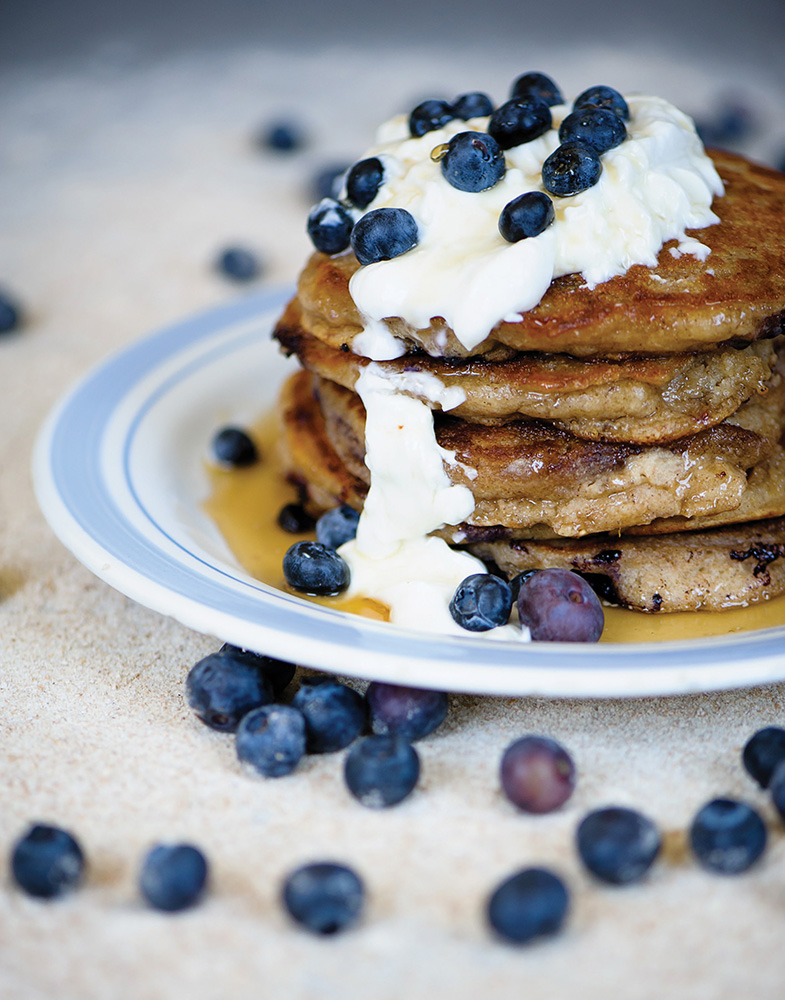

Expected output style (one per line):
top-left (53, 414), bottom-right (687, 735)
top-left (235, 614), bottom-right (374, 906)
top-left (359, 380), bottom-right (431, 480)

top-left (272, 75), bottom-right (785, 631)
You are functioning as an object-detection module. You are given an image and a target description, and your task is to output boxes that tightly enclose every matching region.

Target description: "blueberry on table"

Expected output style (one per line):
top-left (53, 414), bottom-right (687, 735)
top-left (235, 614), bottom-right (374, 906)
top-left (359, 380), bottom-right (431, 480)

top-left (307, 198), bottom-right (354, 255)
top-left (293, 675), bottom-right (366, 753)
top-left (409, 99), bottom-right (456, 137)
top-left (500, 735), bottom-right (576, 814)
top-left (259, 120), bottom-right (306, 152)
top-left (517, 568), bottom-right (604, 642)
top-left (487, 867), bottom-right (569, 945)
top-left (542, 142), bottom-right (602, 197)
top-left (350, 208), bottom-right (419, 266)
top-left (11, 824), bottom-right (85, 899)
top-left (366, 681), bottom-right (448, 741)
top-left (139, 844), bottom-right (208, 912)
top-left (576, 807), bottom-right (662, 885)
top-left (217, 643), bottom-right (297, 697)
top-left (488, 98), bottom-right (552, 150)
top-left (186, 648), bottom-right (274, 732)
top-left (211, 426), bottom-right (258, 467)
top-left (572, 85), bottom-right (629, 121)
top-left (689, 798), bottom-right (767, 874)
top-left (453, 91), bottom-right (494, 120)
top-left (0, 291), bottom-right (21, 334)
top-left (346, 157), bottom-right (385, 209)
top-left (236, 704), bottom-right (306, 777)
top-left (499, 191), bottom-right (554, 242)
top-left (282, 862), bottom-right (364, 935)
top-left (559, 107), bottom-right (627, 154)
top-left (277, 502), bottom-right (317, 535)
top-left (215, 247), bottom-right (261, 282)
top-left (315, 504), bottom-right (360, 550)
top-left (510, 71), bottom-right (564, 108)
top-left (440, 132), bottom-right (506, 193)
top-left (283, 540), bottom-right (351, 596)
top-left (450, 573), bottom-right (512, 631)
top-left (741, 725), bottom-right (785, 787)
top-left (344, 734), bottom-right (420, 808)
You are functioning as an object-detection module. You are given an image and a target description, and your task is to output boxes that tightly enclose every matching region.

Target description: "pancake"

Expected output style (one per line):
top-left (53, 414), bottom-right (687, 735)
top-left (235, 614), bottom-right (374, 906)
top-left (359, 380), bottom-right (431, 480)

top-left (275, 305), bottom-right (779, 444)
top-left (292, 151), bottom-right (785, 359)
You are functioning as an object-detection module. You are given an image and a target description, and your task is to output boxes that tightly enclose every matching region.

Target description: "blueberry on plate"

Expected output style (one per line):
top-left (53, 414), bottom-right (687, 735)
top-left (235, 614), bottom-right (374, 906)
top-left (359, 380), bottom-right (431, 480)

top-left (576, 807), bottom-right (662, 885)
top-left (500, 735), bottom-right (576, 814)
top-left (215, 246), bottom-right (261, 282)
top-left (350, 208), bottom-right (419, 266)
top-left (310, 162), bottom-right (350, 201)
top-left (139, 843), bottom-right (208, 912)
top-left (409, 99), bottom-right (456, 137)
top-left (277, 502), bottom-right (317, 535)
top-left (315, 504), bottom-right (360, 550)
top-left (236, 704), bottom-right (307, 777)
top-left (499, 190), bottom-right (554, 242)
top-left (11, 823), bottom-right (85, 899)
top-left (453, 92), bottom-right (494, 120)
top-left (282, 540), bottom-right (350, 596)
top-left (293, 675), bottom-right (366, 753)
top-left (346, 157), bottom-right (384, 209)
top-left (307, 198), bottom-right (355, 255)
top-left (559, 106), bottom-right (627, 154)
top-left (0, 291), bottom-right (21, 334)
top-left (689, 798), bottom-right (767, 874)
top-left (211, 426), bottom-right (258, 467)
top-left (440, 132), bottom-right (506, 193)
top-left (217, 643), bottom-right (297, 697)
top-left (282, 861), bottom-right (364, 935)
top-left (366, 681), bottom-right (448, 741)
top-left (741, 725), bottom-right (785, 788)
top-left (769, 760), bottom-right (785, 821)
top-left (259, 120), bottom-right (306, 152)
top-left (510, 71), bottom-right (564, 107)
top-left (488, 98), bottom-right (552, 150)
top-left (450, 573), bottom-right (512, 631)
top-left (487, 867), bottom-right (569, 945)
top-left (344, 734), bottom-right (420, 808)
top-left (542, 142), bottom-right (602, 197)
top-left (517, 568), bottom-right (604, 642)
top-left (186, 648), bottom-right (274, 732)
top-left (573, 85), bottom-right (629, 121)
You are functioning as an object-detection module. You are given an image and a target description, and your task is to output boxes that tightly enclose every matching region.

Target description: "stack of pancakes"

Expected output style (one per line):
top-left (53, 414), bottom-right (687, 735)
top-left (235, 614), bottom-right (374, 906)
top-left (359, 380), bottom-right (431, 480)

top-left (274, 150), bottom-right (785, 612)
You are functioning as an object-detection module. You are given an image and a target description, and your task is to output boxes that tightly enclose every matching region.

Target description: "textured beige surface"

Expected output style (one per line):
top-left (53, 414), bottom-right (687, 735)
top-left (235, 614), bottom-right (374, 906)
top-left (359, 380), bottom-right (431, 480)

top-left (3, 42), bottom-right (785, 1000)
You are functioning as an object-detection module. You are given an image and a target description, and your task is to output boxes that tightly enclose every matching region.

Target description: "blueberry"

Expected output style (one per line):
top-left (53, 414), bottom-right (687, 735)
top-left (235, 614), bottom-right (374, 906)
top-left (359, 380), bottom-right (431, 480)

top-left (409, 99), bottom-right (456, 138)
top-left (139, 844), bottom-right (208, 912)
top-left (559, 107), bottom-right (627, 154)
top-left (215, 247), bottom-right (261, 282)
top-left (449, 573), bottom-right (512, 631)
top-left (277, 502), bottom-right (316, 535)
top-left (487, 867), bottom-right (569, 945)
top-left (315, 504), bottom-right (360, 549)
top-left (453, 92), bottom-right (494, 120)
top-left (509, 569), bottom-right (537, 603)
top-left (770, 760), bottom-right (785, 821)
top-left (292, 675), bottom-right (366, 753)
top-left (689, 798), bottom-right (767, 874)
top-left (510, 72), bottom-right (563, 108)
top-left (236, 704), bottom-right (306, 777)
top-left (282, 862), bottom-right (364, 935)
top-left (350, 208), bottom-right (419, 266)
top-left (542, 142), bottom-right (602, 197)
top-left (695, 99), bottom-right (755, 148)
top-left (573, 85), bottom-right (629, 121)
top-left (211, 426), bottom-right (258, 467)
top-left (346, 157), bottom-right (384, 209)
top-left (440, 132), bottom-right (506, 193)
top-left (310, 162), bottom-right (350, 201)
top-left (11, 824), bottom-right (85, 899)
top-left (344, 734), bottom-right (420, 808)
top-left (488, 98), bottom-right (552, 150)
top-left (260, 120), bottom-right (306, 152)
top-left (307, 198), bottom-right (355, 255)
top-left (517, 568), bottom-right (604, 642)
top-left (186, 648), bottom-right (274, 732)
top-left (741, 726), bottom-right (785, 788)
top-left (366, 681), bottom-right (448, 741)
top-left (499, 191), bottom-right (554, 242)
top-left (0, 291), bottom-right (21, 334)
top-left (217, 643), bottom-right (297, 697)
top-left (282, 540), bottom-right (350, 596)
top-left (500, 735), bottom-right (576, 814)
top-left (576, 807), bottom-right (662, 885)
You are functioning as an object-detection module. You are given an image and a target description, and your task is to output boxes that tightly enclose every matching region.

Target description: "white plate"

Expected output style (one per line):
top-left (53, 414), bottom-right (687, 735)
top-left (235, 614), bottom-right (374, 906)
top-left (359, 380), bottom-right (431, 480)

top-left (33, 288), bottom-right (785, 697)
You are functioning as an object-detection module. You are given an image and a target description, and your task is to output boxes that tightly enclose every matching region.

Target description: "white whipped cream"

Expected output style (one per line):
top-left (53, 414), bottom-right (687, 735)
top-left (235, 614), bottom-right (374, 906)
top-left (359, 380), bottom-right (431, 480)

top-left (347, 94), bottom-right (724, 353)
